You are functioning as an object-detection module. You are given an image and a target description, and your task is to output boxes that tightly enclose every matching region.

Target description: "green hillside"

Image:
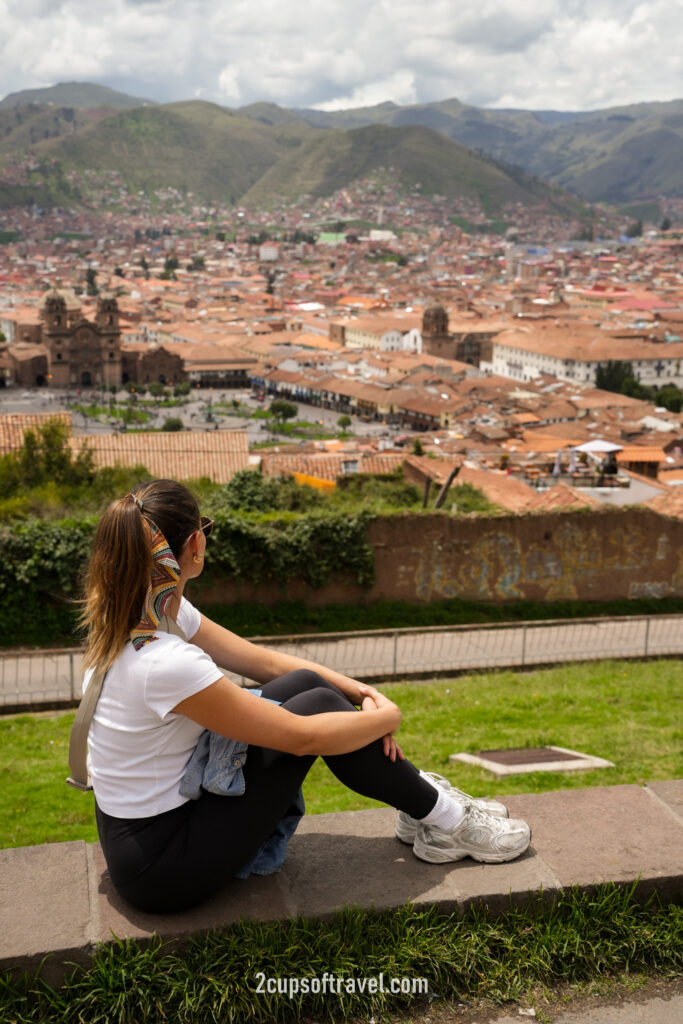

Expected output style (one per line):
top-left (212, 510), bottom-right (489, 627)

top-left (0, 100), bottom-right (587, 214)
top-left (2, 83), bottom-right (682, 204)
top-left (2, 100), bottom-right (315, 206)
top-left (0, 82), bottom-right (152, 110)
top-left (288, 97), bottom-right (683, 202)
top-left (241, 122), bottom-right (586, 216)
top-left (0, 104), bottom-right (103, 159)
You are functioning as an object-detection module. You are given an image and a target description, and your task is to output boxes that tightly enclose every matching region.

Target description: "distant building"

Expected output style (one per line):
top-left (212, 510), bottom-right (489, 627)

top-left (258, 242), bottom-right (279, 262)
top-left (120, 342), bottom-right (185, 386)
top-left (420, 303), bottom-right (501, 366)
top-left (40, 287), bottom-right (122, 388)
top-left (4, 288), bottom-right (185, 388)
top-left (421, 302), bottom-right (451, 358)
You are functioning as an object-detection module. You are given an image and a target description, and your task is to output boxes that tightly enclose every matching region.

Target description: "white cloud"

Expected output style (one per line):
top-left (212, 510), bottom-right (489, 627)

top-left (0, 0), bottom-right (681, 112)
top-left (313, 70), bottom-right (418, 112)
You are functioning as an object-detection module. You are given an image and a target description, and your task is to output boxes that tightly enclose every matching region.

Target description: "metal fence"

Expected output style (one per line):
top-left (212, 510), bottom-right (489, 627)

top-left (2, 614), bottom-right (682, 713)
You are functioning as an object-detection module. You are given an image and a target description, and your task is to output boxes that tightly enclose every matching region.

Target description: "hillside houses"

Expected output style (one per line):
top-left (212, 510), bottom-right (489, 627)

top-left (3, 174), bottom-right (683, 512)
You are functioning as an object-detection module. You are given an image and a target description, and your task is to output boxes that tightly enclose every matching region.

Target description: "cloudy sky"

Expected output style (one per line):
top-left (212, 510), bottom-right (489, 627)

top-left (2, 0), bottom-right (682, 112)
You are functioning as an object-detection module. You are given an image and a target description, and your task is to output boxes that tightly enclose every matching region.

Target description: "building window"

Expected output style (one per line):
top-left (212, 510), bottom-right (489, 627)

top-left (109, 352), bottom-right (114, 359)
top-left (56, 353), bottom-right (62, 360)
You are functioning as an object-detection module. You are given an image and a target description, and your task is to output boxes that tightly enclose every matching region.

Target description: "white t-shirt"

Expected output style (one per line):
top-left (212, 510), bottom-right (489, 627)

top-left (86, 598), bottom-right (223, 818)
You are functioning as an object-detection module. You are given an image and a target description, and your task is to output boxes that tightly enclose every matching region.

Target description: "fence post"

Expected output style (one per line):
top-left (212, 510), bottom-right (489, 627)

top-left (644, 617), bottom-right (650, 658)
top-left (521, 623), bottom-right (527, 668)
top-left (392, 631), bottom-right (399, 679)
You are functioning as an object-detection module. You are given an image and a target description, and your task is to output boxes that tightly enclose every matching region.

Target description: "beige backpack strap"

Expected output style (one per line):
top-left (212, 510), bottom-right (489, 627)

top-left (66, 615), bottom-right (189, 791)
top-left (159, 614), bottom-right (188, 642)
top-left (66, 665), bottom-right (106, 791)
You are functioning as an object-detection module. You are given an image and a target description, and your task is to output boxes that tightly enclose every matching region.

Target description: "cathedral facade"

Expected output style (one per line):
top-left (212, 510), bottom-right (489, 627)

top-left (40, 288), bottom-right (123, 388)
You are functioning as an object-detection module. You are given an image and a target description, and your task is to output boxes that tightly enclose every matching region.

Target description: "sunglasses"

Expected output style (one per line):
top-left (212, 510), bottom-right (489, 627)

top-left (200, 515), bottom-right (214, 539)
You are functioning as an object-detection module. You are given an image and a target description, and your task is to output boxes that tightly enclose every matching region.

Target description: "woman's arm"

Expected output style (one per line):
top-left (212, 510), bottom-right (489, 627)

top-left (190, 613), bottom-right (367, 705)
top-left (172, 676), bottom-right (401, 757)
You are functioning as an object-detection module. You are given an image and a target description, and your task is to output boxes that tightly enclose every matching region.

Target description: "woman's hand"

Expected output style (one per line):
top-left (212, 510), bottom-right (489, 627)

top-left (359, 686), bottom-right (405, 762)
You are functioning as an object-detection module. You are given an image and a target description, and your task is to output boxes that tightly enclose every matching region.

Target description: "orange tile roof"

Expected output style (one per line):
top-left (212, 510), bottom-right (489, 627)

top-left (456, 466), bottom-right (538, 512)
top-left (524, 482), bottom-right (603, 511)
top-left (616, 446), bottom-right (665, 463)
top-left (71, 430), bottom-right (249, 482)
top-left (0, 412), bottom-right (72, 453)
top-left (645, 487), bottom-right (683, 518)
top-left (495, 326), bottom-right (683, 362)
top-left (261, 450), bottom-right (404, 481)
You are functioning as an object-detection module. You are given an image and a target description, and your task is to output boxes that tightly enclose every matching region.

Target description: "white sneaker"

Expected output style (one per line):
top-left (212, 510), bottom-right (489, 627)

top-left (413, 803), bottom-right (531, 864)
top-left (395, 772), bottom-right (509, 845)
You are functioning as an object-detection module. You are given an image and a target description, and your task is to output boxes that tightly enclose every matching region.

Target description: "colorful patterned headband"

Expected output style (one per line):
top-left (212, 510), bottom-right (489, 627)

top-left (129, 515), bottom-right (181, 651)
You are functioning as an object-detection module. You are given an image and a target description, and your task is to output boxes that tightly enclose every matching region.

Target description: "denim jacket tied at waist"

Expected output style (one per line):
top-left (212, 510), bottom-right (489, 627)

top-left (179, 690), bottom-right (304, 878)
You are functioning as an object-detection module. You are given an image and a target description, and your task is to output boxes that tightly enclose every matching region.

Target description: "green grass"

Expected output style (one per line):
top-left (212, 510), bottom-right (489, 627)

top-left (71, 403), bottom-right (150, 424)
top-left (303, 659), bottom-right (683, 814)
top-left (1, 887), bottom-right (680, 1023)
top-left (1, 659), bottom-right (681, 849)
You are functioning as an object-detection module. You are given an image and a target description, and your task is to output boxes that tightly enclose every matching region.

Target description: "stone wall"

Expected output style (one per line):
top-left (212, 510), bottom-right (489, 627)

top-left (195, 507), bottom-right (683, 608)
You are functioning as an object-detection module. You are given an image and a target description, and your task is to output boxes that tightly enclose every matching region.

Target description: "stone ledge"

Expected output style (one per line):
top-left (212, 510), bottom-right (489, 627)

top-left (1, 781), bottom-right (681, 985)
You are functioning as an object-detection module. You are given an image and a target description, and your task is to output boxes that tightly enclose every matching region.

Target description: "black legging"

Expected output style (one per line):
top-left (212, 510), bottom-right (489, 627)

top-left (95, 669), bottom-right (438, 913)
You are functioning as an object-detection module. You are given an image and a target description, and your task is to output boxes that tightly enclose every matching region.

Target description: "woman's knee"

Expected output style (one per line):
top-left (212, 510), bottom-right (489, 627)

top-left (265, 668), bottom-right (334, 704)
top-left (283, 685), bottom-right (353, 716)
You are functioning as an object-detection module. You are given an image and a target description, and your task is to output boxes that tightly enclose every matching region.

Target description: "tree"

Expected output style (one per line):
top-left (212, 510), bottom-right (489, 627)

top-left (625, 219), bottom-right (643, 238)
top-left (147, 381), bottom-right (166, 398)
top-left (337, 414), bottom-right (351, 431)
top-left (85, 267), bottom-right (98, 296)
top-left (595, 361), bottom-right (635, 394)
top-left (412, 437), bottom-right (424, 456)
top-left (162, 254), bottom-right (178, 280)
top-left (162, 417), bottom-right (184, 432)
top-left (269, 399), bottom-right (298, 423)
top-left (0, 420), bottom-right (94, 494)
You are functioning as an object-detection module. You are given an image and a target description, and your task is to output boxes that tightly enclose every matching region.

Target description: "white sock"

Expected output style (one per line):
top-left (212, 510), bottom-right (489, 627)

top-left (419, 784), bottom-right (466, 831)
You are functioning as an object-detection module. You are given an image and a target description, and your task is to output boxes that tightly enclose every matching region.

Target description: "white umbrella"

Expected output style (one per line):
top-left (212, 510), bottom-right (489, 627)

top-left (573, 440), bottom-right (623, 453)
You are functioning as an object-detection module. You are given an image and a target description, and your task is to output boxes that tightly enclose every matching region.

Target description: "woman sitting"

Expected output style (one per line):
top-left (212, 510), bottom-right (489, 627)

top-left (80, 479), bottom-right (531, 914)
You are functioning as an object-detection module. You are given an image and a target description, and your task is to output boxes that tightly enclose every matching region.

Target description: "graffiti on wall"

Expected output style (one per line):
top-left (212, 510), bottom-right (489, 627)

top-left (408, 514), bottom-right (683, 604)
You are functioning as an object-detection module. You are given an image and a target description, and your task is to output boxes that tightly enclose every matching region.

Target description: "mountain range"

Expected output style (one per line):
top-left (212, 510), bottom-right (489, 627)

top-left (0, 81), bottom-right (680, 213)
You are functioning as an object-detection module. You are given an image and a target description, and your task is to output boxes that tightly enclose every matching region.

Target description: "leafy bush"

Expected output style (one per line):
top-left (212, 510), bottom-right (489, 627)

top-left (0, 421), bottom-right (94, 495)
top-left (451, 482), bottom-right (499, 514)
top-left (214, 470), bottom-right (324, 514)
top-left (203, 509), bottom-right (375, 589)
top-left (162, 417), bottom-right (184, 431)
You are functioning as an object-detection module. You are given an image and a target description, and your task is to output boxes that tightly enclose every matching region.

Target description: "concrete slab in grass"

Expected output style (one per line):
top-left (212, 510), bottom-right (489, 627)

top-left (645, 780), bottom-right (683, 825)
top-left (0, 841), bottom-right (92, 981)
top-left (89, 842), bottom-right (295, 947)
top-left (501, 785), bottom-right (683, 901)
